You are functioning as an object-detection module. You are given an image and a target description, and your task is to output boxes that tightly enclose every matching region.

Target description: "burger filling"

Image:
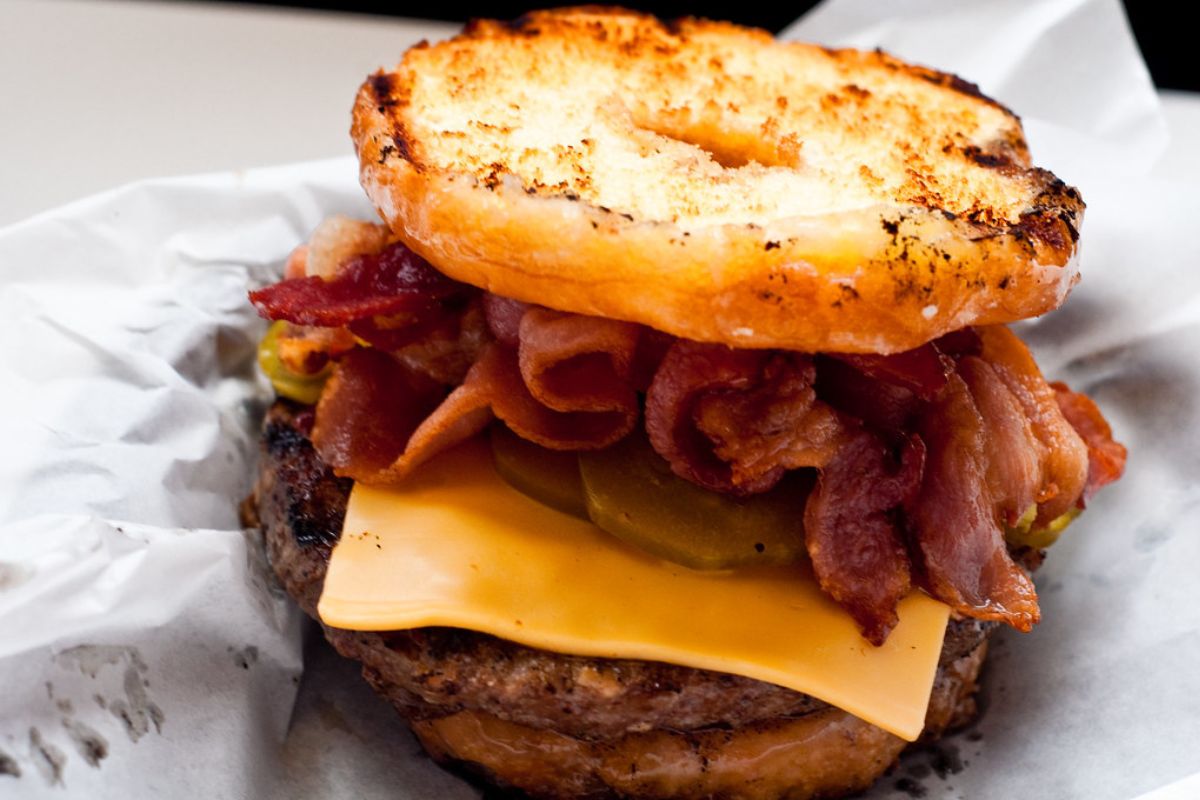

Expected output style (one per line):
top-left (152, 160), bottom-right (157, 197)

top-left (251, 218), bottom-right (1125, 647)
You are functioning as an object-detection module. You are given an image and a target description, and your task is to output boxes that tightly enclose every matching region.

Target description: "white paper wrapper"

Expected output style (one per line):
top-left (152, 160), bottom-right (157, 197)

top-left (1, 1), bottom-right (1196, 797)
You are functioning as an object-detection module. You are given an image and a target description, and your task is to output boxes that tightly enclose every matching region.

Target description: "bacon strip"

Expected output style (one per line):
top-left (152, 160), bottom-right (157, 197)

top-left (249, 241), bottom-right (469, 328)
top-left (456, 304), bottom-right (645, 449)
top-left (1051, 382), bottom-right (1127, 504)
top-left (836, 343), bottom-right (952, 399)
top-left (324, 338), bottom-right (627, 484)
top-left (312, 316), bottom-right (642, 483)
top-left (275, 323), bottom-right (357, 375)
top-left (487, 343), bottom-right (638, 449)
top-left (374, 362), bottom-right (496, 482)
top-left (908, 371), bottom-right (1040, 630)
top-left (816, 356), bottom-right (918, 436)
top-left (388, 300), bottom-right (490, 387)
top-left (645, 342), bottom-right (847, 495)
top-left (518, 308), bottom-right (641, 415)
top-left (978, 326), bottom-right (1089, 523)
top-left (311, 348), bottom-right (446, 481)
top-left (804, 431), bottom-right (925, 644)
top-left (959, 356), bottom-right (1042, 527)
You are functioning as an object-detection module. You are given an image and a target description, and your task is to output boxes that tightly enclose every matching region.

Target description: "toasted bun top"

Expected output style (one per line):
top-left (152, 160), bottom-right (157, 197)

top-left (353, 7), bottom-right (1083, 353)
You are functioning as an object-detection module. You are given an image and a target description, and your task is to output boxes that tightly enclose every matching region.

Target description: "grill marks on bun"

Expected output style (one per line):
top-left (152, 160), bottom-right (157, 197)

top-left (352, 8), bottom-right (1084, 354)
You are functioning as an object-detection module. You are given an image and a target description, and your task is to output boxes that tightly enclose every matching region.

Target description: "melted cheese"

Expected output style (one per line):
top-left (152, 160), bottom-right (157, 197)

top-left (319, 438), bottom-right (949, 741)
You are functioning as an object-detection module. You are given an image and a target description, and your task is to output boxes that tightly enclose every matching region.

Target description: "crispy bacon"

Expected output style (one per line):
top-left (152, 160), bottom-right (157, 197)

top-left (959, 356), bottom-right (1041, 527)
top-left (978, 326), bottom-right (1089, 523)
top-left (275, 323), bottom-right (356, 375)
top-left (804, 431), bottom-right (925, 644)
top-left (486, 343), bottom-right (637, 449)
top-left (816, 356), bottom-right (919, 436)
top-left (446, 307), bottom-right (644, 449)
top-left (835, 344), bottom-right (952, 399)
top-left (389, 300), bottom-right (491, 386)
top-left (645, 342), bottom-right (847, 495)
top-left (311, 348), bottom-right (445, 481)
top-left (518, 308), bottom-right (641, 415)
top-left (1052, 382), bottom-right (1127, 504)
top-left (908, 372), bottom-right (1040, 630)
top-left (377, 357), bottom-right (496, 481)
top-left (307, 296), bottom-right (645, 481)
top-left (249, 241), bottom-right (470, 328)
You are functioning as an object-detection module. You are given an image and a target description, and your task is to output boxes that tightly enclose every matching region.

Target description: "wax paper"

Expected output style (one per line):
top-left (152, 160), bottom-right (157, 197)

top-left (1, 0), bottom-right (1197, 797)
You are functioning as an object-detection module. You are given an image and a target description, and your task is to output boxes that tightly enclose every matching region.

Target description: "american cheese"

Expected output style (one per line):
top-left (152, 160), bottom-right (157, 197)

top-left (319, 437), bottom-right (949, 741)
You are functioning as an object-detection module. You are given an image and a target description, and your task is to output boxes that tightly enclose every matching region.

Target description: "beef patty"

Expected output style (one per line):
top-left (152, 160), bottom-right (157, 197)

top-left (245, 400), bottom-right (993, 798)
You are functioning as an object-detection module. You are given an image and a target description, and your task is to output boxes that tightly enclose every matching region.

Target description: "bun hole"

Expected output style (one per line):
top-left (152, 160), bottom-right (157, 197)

top-left (633, 111), bottom-right (802, 170)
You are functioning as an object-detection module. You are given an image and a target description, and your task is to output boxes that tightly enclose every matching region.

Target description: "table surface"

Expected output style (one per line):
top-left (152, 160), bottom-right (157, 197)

top-left (2, 0), bottom-right (1198, 227)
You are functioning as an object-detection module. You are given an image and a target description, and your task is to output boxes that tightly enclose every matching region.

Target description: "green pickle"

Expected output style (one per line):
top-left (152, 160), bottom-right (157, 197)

top-left (257, 321), bottom-right (330, 405)
top-left (490, 424), bottom-right (589, 519)
top-left (578, 431), bottom-right (810, 570)
top-left (1005, 505), bottom-right (1081, 550)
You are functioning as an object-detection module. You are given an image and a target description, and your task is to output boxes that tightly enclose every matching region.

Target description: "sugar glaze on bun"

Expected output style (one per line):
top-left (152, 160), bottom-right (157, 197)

top-left (352, 7), bottom-right (1083, 354)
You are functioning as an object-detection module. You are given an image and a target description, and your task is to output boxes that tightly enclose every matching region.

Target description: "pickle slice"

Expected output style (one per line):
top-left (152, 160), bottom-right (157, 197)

top-left (257, 321), bottom-right (330, 405)
top-left (490, 424), bottom-right (589, 519)
top-left (578, 430), bottom-right (811, 570)
top-left (1006, 507), bottom-right (1081, 550)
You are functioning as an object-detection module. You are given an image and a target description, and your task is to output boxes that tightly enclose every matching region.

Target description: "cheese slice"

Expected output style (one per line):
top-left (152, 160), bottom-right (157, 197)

top-left (319, 437), bottom-right (949, 741)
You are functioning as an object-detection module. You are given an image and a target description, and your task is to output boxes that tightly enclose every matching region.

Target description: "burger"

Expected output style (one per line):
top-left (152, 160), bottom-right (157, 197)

top-left (242, 9), bottom-right (1126, 799)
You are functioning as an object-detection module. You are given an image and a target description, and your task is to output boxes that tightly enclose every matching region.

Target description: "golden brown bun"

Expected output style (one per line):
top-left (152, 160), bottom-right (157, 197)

top-left (353, 8), bottom-right (1083, 354)
top-left (413, 642), bottom-right (987, 800)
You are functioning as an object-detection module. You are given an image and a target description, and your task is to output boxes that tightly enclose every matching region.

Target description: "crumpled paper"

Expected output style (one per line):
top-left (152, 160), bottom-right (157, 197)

top-left (1, 0), bottom-right (1197, 797)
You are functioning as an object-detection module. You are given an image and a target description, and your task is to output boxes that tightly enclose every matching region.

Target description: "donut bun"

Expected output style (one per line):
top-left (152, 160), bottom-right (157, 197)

top-left (352, 7), bottom-right (1083, 354)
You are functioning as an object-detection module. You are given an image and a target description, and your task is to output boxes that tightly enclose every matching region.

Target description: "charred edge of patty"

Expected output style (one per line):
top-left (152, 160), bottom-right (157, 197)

top-left (247, 399), bottom-right (995, 742)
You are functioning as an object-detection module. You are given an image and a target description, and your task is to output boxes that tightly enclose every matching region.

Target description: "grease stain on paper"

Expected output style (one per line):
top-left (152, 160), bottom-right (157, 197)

top-left (55, 644), bottom-right (147, 680)
top-left (62, 718), bottom-right (108, 768)
top-left (228, 644), bottom-right (259, 670)
top-left (54, 644), bottom-right (165, 743)
top-left (930, 743), bottom-right (964, 779)
top-left (28, 728), bottom-right (65, 786)
top-left (108, 665), bottom-right (164, 742)
top-left (315, 696), bottom-right (356, 737)
top-left (0, 748), bottom-right (19, 778)
top-left (884, 733), bottom-right (983, 800)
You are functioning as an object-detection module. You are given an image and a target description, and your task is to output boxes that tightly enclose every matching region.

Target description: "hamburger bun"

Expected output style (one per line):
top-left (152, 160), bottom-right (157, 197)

top-left (352, 7), bottom-right (1083, 354)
